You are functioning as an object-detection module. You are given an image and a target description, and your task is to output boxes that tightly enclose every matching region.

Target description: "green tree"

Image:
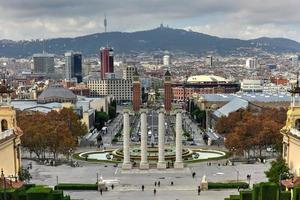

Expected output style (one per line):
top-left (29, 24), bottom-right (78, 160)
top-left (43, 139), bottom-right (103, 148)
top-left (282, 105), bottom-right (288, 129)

top-left (265, 158), bottom-right (293, 183)
top-left (108, 100), bottom-right (117, 119)
top-left (18, 166), bottom-right (32, 183)
top-left (95, 111), bottom-right (109, 130)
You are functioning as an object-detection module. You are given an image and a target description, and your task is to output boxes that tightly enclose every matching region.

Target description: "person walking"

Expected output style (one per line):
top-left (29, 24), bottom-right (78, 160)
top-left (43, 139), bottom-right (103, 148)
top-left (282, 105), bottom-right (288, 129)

top-left (142, 185), bottom-right (145, 191)
top-left (171, 181), bottom-right (174, 186)
top-left (100, 188), bottom-right (103, 196)
top-left (158, 181), bottom-right (160, 187)
top-left (192, 172), bottom-right (196, 178)
top-left (154, 188), bottom-right (157, 195)
top-left (111, 184), bottom-right (114, 190)
top-left (155, 181), bottom-right (157, 187)
top-left (198, 186), bottom-right (201, 196)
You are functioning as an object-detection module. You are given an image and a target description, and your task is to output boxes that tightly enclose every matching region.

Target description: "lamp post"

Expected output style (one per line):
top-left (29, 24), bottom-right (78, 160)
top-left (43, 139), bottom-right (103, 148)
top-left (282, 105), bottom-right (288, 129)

top-left (1, 169), bottom-right (7, 200)
top-left (247, 174), bottom-right (251, 187)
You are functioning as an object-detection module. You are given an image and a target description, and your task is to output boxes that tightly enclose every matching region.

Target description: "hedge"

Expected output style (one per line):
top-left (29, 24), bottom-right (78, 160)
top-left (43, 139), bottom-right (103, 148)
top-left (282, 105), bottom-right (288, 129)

top-left (229, 195), bottom-right (240, 200)
top-left (0, 185), bottom-right (70, 200)
top-left (294, 186), bottom-right (300, 200)
top-left (259, 182), bottom-right (278, 200)
top-left (280, 191), bottom-right (291, 200)
top-left (54, 183), bottom-right (98, 190)
top-left (52, 190), bottom-right (63, 199)
top-left (239, 190), bottom-right (252, 200)
top-left (0, 188), bottom-right (18, 200)
top-left (26, 186), bottom-right (53, 200)
top-left (252, 184), bottom-right (260, 200)
top-left (208, 182), bottom-right (249, 189)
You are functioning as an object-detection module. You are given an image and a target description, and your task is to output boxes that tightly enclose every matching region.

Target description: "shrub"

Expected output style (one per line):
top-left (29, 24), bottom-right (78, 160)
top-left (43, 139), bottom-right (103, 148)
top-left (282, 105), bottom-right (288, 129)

top-left (208, 182), bottom-right (249, 189)
top-left (54, 183), bottom-right (98, 190)
top-left (259, 182), bottom-right (278, 200)
top-left (280, 191), bottom-right (291, 200)
top-left (294, 186), bottom-right (300, 200)
top-left (26, 186), bottom-right (53, 200)
top-left (229, 195), bottom-right (240, 200)
top-left (252, 184), bottom-right (260, 200)
top-left (239, 190), bottom-right (252, 200)
top-left (0, 188), bottom-right (18, 200)
top-left (52, 190), bottom-right (63, 199)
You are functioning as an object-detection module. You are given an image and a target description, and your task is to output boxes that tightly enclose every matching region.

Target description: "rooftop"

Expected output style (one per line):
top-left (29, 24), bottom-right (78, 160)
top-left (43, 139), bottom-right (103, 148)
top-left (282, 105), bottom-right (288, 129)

top-left (201, 92), bottom-right (298, 103)
top-left (187, 75), bottom-right (228, 83)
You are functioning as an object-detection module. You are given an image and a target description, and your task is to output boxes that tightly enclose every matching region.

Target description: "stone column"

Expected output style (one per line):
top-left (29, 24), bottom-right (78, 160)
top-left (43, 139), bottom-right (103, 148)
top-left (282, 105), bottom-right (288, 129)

top-left (122, 109), bottom-right (132, 169)
top-left (174, 109), bottom-right (184, 169)
top-left (157, 109), bottom-right (166, 169)
top-left (140, 109), bottom-right (149, 169)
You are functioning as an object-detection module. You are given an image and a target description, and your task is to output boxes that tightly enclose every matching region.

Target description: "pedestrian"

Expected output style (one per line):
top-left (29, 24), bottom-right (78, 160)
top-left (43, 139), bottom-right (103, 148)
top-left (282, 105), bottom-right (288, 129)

top-left (111, 184), bottom-right (114, 190)
top-left (198, 186), bottom-right (201, 196)
top-left (238, 186), bottom-right (240, 192)
top-left (100, 188), bottom-right (103, 196)
top-left (154, 188), bottom-right (156, 195)
top-left (158, 181), bottom-right (160, 187)
top-left (155, 181), bottom-right (157, 186)
top-left (142, 185), bottom-right (145, 191)
top-left (171, 181), bottom-right (174, 186)
top-left (192, 172), bottom-right (196, 178)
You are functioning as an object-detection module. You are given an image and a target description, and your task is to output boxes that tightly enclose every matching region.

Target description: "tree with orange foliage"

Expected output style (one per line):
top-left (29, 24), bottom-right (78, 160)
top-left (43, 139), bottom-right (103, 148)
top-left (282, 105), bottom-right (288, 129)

top-left (17, 108), bottom-right (87, 160)
top-left (220, 107), bottom-right (287, 157)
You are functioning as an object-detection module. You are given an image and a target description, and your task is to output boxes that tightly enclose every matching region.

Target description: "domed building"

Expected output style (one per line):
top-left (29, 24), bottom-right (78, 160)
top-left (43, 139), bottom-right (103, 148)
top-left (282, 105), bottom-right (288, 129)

top-left (37, 84), bottom-right (77, 104)
top-left (172, 74), bottom-right (240, 101)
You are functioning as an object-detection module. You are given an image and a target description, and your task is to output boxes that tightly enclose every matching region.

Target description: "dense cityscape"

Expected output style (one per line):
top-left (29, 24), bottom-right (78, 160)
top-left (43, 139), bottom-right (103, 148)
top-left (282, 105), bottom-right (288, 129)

top-left (1, 1), bottom-right (300, 200)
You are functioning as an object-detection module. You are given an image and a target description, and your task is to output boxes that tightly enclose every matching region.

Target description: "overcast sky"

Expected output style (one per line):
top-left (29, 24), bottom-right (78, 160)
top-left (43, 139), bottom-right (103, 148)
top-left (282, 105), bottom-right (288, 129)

top-left (0, 0), bottom-right (299, 41)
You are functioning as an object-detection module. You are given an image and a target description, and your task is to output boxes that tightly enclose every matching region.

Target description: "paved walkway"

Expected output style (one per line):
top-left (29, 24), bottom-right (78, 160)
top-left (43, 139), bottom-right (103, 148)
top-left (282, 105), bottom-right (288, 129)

top-left (23, 158), bottom-right (270, 200)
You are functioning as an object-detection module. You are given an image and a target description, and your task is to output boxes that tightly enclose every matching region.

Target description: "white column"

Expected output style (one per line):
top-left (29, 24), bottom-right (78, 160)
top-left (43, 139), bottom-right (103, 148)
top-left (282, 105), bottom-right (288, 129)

top-left (122, 109), bottom-right (132, 169)
top-left (174, 109), bottom-right (184, 169)
top-left (140, 109), bottom-right (149, 169)
top-left (157, 109), bottom-right (166, 169)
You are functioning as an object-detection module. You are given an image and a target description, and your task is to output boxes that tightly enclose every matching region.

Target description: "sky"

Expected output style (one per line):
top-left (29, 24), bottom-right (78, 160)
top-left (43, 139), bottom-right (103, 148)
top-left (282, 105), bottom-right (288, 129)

top-left (0, 0), bottom-right (299, 41)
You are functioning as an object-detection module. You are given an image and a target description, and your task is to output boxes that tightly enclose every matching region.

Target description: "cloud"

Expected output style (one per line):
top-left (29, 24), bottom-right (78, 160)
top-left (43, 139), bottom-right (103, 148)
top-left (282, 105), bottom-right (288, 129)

top-left (0, 0), bottom-right (299, 41)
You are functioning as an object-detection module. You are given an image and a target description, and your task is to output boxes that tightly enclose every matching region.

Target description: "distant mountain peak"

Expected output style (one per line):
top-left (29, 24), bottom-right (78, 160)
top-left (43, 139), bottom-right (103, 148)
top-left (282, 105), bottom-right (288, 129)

top-left (0, 27), bottom-right (300, 57)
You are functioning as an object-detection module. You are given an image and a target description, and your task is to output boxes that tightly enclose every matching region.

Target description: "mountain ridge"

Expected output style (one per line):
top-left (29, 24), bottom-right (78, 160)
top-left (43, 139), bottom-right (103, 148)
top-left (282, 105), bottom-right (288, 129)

top-left (0, 27), bottom-right (299, 57)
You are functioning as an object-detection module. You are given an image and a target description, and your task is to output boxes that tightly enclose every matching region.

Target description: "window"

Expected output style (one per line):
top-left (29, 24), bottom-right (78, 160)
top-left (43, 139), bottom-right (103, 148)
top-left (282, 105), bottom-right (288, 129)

top-left (295, 119), bottom-right (300, 131)
top-left (1, 119), bottom-right (8, 131)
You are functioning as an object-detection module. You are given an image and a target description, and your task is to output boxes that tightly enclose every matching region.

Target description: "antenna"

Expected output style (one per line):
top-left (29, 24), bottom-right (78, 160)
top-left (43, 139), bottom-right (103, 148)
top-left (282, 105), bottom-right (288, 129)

top-left (42, 20), bottom-right (46, 54)
top-left (104, 14), bottom-right (107, 33)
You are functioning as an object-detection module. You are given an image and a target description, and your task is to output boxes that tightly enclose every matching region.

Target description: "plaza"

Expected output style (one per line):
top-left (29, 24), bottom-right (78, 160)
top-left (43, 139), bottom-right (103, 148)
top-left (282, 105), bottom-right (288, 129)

top-left (23, 154), bottom-right (270, 200)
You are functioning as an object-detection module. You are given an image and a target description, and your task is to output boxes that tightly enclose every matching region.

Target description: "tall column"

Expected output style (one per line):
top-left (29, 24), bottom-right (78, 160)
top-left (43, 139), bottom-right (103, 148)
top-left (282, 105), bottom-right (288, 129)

top-left (140, 109), bottom-right (149, 169)
top-left (122, 109), bottom-right (132, 169)
top-left (157, 109), bottom-right (166, 169)
top-left (174, 109), bottom-right (184, 169)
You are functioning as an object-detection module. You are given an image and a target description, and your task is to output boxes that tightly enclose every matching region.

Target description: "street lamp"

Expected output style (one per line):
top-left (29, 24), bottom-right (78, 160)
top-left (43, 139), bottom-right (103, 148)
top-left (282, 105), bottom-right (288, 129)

top-left (247, 174), bottom-right (251, 187)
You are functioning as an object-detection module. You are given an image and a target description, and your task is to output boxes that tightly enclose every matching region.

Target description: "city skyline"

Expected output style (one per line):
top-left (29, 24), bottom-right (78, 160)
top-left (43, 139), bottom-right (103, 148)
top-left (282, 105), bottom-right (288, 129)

top-left (0, 0), bottom-right (299, 42)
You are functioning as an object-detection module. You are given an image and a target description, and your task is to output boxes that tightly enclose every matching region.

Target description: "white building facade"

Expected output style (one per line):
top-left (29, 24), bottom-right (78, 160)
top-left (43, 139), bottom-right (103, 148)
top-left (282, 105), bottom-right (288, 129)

top-left (87, 79), bottom-right (133, 102)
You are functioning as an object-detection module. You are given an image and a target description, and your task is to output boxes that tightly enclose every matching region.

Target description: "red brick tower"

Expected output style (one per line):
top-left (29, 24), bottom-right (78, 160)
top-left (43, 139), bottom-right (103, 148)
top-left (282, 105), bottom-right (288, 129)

top-left (132, 69), bottom-right (141, 112)
top-left (164, 70), bottom-right (172, 112)
top-left (100, 47), bottom-right (114, 79)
